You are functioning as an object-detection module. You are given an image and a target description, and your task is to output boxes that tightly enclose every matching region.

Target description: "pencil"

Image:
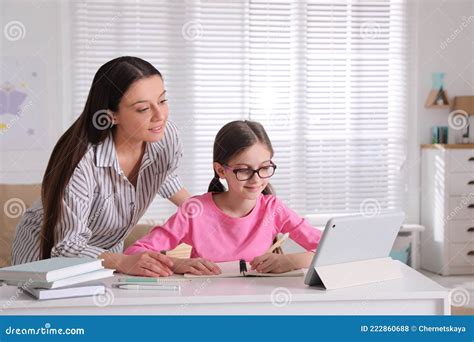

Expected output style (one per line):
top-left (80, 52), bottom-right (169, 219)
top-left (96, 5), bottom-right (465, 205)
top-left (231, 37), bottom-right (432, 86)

top-left (266, 233), bottom-right (289, 253)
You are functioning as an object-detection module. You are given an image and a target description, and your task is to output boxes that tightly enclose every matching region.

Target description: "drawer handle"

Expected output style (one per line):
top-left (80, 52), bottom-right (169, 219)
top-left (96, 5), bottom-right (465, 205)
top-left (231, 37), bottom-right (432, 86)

top-left (468, 251), bottom-right (474, 256)
top-left (469, 157), bottom-right (474, 161)
top-left (468, 204), bottom-right (474, 208)
top-left (469, 181), bottom-right (474, 185)
top-left (468, 227), bottom-right (474, 232)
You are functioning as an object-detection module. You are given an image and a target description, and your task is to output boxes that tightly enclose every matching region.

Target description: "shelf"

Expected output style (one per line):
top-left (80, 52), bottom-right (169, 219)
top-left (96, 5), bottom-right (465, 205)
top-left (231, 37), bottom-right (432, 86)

top-left (421, 144), bottom-right (474, 149)
top-left (425, 104), bottom-right (450, 109)
top-left (425, 89), bottom-right (451, 108)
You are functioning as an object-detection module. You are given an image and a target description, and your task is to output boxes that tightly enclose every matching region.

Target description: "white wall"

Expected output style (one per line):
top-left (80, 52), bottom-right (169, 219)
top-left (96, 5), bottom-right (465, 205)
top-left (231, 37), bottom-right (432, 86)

top-left (1, 0), bottom-right (473, 224)
top-left (0, 0), bottom-right (67, 183)
top-left (416, 0), bottom-right (474, 144)
top-left (405, 0), bottom-right (474, 223)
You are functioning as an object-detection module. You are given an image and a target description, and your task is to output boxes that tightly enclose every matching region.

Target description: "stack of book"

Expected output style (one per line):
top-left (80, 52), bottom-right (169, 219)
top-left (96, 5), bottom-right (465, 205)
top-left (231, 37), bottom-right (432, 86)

top-left (0, 257), bottom-right (114, 300)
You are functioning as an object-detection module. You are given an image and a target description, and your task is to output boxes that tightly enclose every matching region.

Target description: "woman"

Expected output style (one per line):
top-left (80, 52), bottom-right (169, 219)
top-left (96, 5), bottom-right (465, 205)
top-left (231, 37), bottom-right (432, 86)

top-left (12, 56), bottom-right (190, 277)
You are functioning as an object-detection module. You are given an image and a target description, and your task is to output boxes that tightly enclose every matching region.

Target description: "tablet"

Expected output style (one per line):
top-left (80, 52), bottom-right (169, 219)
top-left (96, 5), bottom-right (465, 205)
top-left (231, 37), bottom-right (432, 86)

top-left (304, 211), bottom-right (405, 286)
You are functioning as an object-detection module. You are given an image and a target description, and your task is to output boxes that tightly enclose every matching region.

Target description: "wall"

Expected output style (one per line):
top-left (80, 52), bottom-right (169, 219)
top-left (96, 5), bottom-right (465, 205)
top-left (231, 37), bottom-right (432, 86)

top-left (0, 0), bottom-right (68, 183)
top-left (405, 0), bottom-right (474, 223)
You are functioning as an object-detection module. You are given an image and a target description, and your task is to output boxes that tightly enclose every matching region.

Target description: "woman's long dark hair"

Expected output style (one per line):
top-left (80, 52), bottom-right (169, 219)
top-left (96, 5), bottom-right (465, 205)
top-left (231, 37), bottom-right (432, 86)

top-left (208, 120), bottom-right (275, 195)
top-left (40, 56), bottom-right (162, 259)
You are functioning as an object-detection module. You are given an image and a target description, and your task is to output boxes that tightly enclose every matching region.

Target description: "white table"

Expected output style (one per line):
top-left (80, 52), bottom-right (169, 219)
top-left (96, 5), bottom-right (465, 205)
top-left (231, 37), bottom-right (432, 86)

top-left (0, 261), bottom-right (449, 315)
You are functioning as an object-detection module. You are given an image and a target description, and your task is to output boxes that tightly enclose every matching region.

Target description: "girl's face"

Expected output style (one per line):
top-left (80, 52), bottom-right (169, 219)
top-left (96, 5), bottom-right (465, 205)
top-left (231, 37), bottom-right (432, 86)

top-left (113, 75), bottom-right (168, 143)
top-left (215, 142), bottom-right (273, 201)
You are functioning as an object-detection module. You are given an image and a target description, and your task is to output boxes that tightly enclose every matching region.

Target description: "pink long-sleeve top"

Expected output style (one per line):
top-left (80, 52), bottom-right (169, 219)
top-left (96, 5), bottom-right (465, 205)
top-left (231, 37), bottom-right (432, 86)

top-left (124, 192), bottom-right (322, 262)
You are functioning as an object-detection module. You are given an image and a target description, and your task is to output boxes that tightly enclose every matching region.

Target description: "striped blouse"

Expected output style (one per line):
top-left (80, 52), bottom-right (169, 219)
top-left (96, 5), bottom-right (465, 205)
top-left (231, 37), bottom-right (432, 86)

top-left (11, 121), bottom-right (183, 265)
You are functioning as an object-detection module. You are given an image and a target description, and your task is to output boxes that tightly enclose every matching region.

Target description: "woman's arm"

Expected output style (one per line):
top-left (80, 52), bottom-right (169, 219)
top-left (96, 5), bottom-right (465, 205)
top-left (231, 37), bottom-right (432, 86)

top-left (157, 121), bottom-right (188, 205)
top-left (53, 190), bottom-right (174, 277)
top-left (168, 188), bottom-right (191, 206)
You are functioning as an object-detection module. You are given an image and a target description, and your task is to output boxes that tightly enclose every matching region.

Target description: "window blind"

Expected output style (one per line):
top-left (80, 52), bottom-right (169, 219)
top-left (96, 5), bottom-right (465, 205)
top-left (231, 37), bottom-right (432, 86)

top-left (70, 0), bottom-right (408, 223)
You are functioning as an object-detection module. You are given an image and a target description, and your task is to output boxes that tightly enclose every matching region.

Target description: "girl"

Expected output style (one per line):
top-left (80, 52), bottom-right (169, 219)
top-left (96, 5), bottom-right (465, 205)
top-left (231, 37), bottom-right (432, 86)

top-left (125, 120), bottom-right (321, 275)
top-left (12, 57), bottom-right (190, 277)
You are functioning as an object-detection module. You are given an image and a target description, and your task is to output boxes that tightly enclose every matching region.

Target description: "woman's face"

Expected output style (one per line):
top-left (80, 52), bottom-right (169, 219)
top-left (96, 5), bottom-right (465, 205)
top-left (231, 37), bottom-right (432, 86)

top-left (113, 75), bottom-right (168, 143)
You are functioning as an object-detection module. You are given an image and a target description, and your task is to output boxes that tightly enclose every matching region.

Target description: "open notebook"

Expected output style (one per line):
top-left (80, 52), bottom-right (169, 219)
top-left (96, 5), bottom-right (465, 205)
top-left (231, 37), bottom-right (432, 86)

top-left (184, 260), bottom-right (304, 278)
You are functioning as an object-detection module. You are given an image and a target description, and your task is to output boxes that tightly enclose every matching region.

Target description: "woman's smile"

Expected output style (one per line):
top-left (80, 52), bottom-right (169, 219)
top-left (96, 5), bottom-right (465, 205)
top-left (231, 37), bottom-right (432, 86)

top-left (148, 125), bottom-right (164, 134)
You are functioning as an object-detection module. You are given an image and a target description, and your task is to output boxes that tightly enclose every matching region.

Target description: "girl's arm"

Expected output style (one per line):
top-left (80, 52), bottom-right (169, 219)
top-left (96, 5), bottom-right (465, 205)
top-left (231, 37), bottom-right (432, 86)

top-left (103, 188), bottom-right (190, 276)
top-left (250, 252), bottom-right (314, 273)
top-left (285, 252), bottom-right (315, 269)
top-left (124, 207), bottom-right (189, 256)
top-left (99, 251), bottom-right (174, 277)
top-left (167, 257), bottom-right (221, 276)
top-left (250, 196), bottom-right (322, 273)
top-left (168, 188), bottom-right (191, 206)
top-left (272, 197), bottom-right (322, 253)
top-left (118, 202), bottom-right (194, 276)
top-left (122, 224), bottom-right (221, 276)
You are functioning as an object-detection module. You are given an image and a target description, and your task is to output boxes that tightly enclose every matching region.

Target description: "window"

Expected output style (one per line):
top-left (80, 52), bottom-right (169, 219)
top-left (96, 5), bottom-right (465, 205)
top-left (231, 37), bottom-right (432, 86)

top-left (70, 0), bottom-right (408, 223)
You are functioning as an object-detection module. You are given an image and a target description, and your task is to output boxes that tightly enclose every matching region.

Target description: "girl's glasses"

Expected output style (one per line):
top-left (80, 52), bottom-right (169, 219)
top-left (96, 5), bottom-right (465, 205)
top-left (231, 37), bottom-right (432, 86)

top-left (223, 162), bottom-right (277, 181)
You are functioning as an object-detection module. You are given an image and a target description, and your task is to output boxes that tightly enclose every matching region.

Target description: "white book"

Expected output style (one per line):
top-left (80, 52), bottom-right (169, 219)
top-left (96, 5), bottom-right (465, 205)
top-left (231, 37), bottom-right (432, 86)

top-left (23, 283), bottom-right (105, 300)
top-left (0, 257), bottom-right (103, 282)
top-left (184, 261), bottom-right (304, 278)
top-left (6, 268), bottom-right (114, 289)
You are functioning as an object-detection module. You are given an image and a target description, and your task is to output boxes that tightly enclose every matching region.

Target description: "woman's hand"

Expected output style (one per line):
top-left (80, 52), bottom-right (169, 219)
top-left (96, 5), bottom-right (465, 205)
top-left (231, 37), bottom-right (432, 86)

top-left (117, 252), bottom-right (174, 277)
top-left (250, 253), bottom-right (296, 274)
top-left (170, 257), bottom-right (221, 275)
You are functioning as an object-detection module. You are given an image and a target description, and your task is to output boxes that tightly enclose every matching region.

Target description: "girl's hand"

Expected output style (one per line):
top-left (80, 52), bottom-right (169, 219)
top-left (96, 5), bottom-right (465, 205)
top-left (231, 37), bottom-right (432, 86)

top-left (250, 253), bottom-right (296, 274)
top-left (171, 257), bottom-right (221, 275)
top-left (118, 252), bottom-right (174, 277)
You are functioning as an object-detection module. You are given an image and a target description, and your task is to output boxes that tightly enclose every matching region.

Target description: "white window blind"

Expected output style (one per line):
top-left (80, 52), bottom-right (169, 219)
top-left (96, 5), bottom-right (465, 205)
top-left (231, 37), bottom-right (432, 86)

top-left (70, 0), bottom-right (408, 223)
top-left (303, 0), bottom-right (408, 214)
